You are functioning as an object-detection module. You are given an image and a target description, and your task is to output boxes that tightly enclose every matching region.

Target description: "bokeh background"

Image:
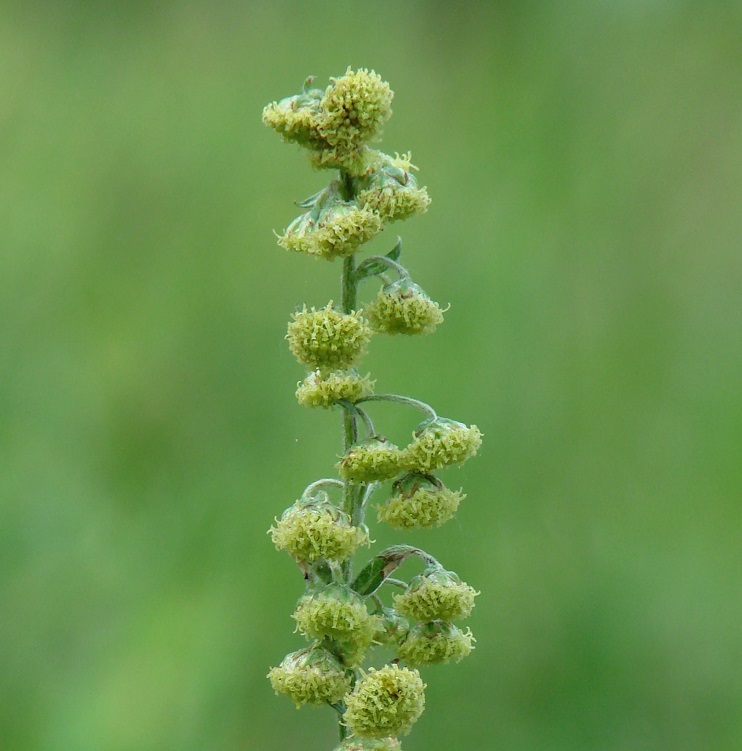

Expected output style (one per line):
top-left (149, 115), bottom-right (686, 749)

top-left (2, 2), bottom-right (741, 750)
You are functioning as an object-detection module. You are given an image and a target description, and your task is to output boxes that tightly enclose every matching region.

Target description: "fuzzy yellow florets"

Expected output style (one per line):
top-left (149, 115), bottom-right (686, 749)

top-left (365, 280), bottom-right (445, 336)
top-left (296, 369), bottom-right (375, 408)
top-left (278, 203), bottom-right (383, 260)
top-left (356, 153), bottom-right (431, 223)
top-left (287, 304), bottom-right (372, 372)
top-left (402, 418), bottom-right (482, 472)
top-left (318, 68), bottom-right (393, 150)
top-left (343, 665), bottom-right (426, 739)
top-left (270, 498), bottom-right (368, 563)
top-left (267, 646), bottom-right (352, 707)
top-left (377, 473), bottom-right (464, 529)
top-left (393, 568), bottom-right (478, 622)
top-left (293, 585), bottom-right (381, 667)
top-left (338, 437), bottom-right (405, 482)
top-left (396, 621), bottom-right (475, 666)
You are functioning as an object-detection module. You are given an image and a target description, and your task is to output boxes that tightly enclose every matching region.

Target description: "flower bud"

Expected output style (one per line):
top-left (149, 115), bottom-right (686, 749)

top-left (357, 153), bottom-right (431, 223)
top-left (293, 584), bottom-right (381, 667)
top-left (402, 417), bottom-right (482, 472)
top-left (364, 280), bottom-right (445, 336)
top-left (317, 68), bottom-right (393, 151)
top-left (267, 644), bottom-right (352, 707)
top-left (269, 494), bottom-right (369, 563)
top-left (278, 202), bottom-right (383, 260)
top-left (333, 739), bottom-right (402, 751)
top-left (377, 473), bottom-right (464, 529)
top-left (296, 369), bottom-right (374, 408)
top-left (287, 304), bottom-right (372, 372)
top-left (343, 664), bottom-right (426, 739)
top-left (396, 621), bottom-right (475, 666)
top-left (338, 437), bottom-right (405, 482)
top-left (393, 567), bottom-right (478, 622)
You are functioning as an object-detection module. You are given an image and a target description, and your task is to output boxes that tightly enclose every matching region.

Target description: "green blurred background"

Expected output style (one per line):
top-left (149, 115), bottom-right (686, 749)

top-left (2, 2), bottom-right (741, 749)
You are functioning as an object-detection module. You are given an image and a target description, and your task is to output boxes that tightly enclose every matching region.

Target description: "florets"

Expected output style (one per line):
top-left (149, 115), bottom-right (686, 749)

top-left (377, 473), bottom-right (464, 528)
top-left (270, 495), bottom-right (369, 563)
top-left (365, 280), bottom-right (445, 336)
top-left (338, 437), bottom-right (405, 482)
top-left (293, 584), bottom-right (381, 666)
top-left (402, 418), bottom-right (482, 472)
top-left (267, 646), bottom-right (352, 707)
top-left (287, 304), bottom-right (372, 372)
top-left (278, 203), bottom-right (383, 260)
top-left (393, 567), bottom-right (478, 622)
top-left (396, 621), bottom-right (475, 666)
top-left (317, 68), bottom-right (393, 150)
top-left (356, 153), bottom-right (431, 223)
top-left (343, 665), bottom-right (426, 739)
top-left (296, 369), bottom-right (375, 408)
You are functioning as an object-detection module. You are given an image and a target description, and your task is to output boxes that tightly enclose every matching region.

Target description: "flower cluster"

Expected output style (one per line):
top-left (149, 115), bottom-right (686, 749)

top-left (265, 70), bottom-right (429, 261)
top-left (393, 567), bottom-right (478, 667)
top-left (264, 69), bottom-right (481, 748)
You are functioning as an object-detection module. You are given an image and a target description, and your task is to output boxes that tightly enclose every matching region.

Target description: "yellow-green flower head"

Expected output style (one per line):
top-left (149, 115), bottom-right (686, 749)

top-left (396, 621), bottom-right (475, 666)
top-left (267, 645), bottom-right (352, 708)
top-left (278, 203), bottom-right (383, 260)
top-left (365, 280), bottom-right (445, 336)
top-left (402, 418), bottom-right (483, 472)
top-left (293, 584), bottom-right (381, 667)
top-left (377, 473), bottom-right (464, 529)
top-left (338, 437), bottom-right (405, 482)
top-left (393, 567), bottom-right (479, 622)
top-left (333, 738), bottom-right (402, 751)
top-left (296, 369), bottom-right (375, 408)
top-left (317, 68), bottom-right (393, 151)
top-left (356, 153), bottom-right (431, 223)
top-left (269, 494), bottom-right (369, 563)
top-left (344, 664), bottom-right (426, 739)
top-left (287, 304), bottom-right (372, 372)
top-left (262, 84), bottom-right (326, 149)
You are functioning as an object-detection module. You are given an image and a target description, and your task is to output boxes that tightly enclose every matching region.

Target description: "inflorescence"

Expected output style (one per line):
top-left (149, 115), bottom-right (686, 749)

top-left (263, 68), bottom-right (482, 749)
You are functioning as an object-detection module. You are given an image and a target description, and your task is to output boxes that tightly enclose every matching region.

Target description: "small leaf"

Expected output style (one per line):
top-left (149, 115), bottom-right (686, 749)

top-left (351, 545), bottom-right (423, 596)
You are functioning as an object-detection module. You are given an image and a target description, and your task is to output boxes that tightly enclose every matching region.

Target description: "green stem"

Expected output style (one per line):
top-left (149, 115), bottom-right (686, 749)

top-left (357, 393), bottom-right (438, 420)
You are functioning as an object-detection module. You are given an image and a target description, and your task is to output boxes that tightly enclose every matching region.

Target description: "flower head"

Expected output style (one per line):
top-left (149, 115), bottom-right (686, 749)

top-left (402, 418), bottom-right (482, 472)
top-left (270, 493), bottom-right (369, 563)
top-left (356, 152), bottom-right (431, 223)
top-left (293, 584), bottom-right (381, 667)
top-left (278, 202), bottom-right (383, 260)
top-left (317, 68), bottom-right (393, 150)
top-left (393, 567), bottom-right (478, 622)
top-left (261, 84), bottom-right (325, 149)
top-left (287, 304), bottom-right (372, 372)
top-left (396, 621), bottom-right (475, 666)
top-left (267, 645), bottom-right (352, 707)
top-left (338, 436), bottom-right (405, 482)
top-left (377, 473), bottom-right (464, 529)
top-left (344, 664), bottom-right (426, 739)
top-left (296, 369), bottom-right (375, 408)
top-left (365, 279), bottom-right (445, 336)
